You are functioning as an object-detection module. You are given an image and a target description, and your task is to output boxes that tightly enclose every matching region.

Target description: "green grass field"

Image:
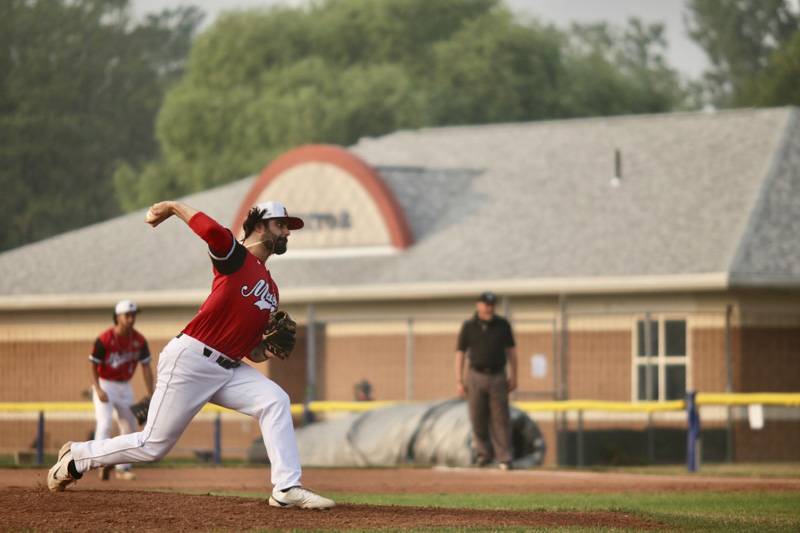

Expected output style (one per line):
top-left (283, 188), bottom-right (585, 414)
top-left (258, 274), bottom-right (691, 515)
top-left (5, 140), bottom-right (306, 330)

top-left (194, 489), bottom-right (799, 532)
top-left (587, 462), bottom-right (800, 479)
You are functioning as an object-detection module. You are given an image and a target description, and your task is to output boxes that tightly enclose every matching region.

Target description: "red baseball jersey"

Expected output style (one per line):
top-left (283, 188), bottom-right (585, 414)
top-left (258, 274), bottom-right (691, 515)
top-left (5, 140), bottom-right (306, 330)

top-left (181, 212), bottom-right (279, 360)
top-left (90, 328), bottom-right (151, 382)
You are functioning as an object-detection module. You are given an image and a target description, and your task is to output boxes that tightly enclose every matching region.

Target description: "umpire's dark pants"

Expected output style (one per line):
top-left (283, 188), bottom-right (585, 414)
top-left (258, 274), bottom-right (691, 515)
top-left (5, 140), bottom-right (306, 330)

top-left (466, 368), bottom-right (512, 464)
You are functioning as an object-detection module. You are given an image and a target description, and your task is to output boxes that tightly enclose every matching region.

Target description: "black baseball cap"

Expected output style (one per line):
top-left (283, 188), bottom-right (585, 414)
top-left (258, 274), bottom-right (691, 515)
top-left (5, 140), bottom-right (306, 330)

top-left (478, 291), bottom-right (497, 304)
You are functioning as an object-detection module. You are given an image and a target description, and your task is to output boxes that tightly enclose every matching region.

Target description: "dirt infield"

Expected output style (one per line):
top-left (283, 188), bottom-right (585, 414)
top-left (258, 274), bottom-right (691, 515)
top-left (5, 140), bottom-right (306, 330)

top-left (1, 489), bottom-right (661, 531)
top-left (2, 467), bottom-right (799, 531)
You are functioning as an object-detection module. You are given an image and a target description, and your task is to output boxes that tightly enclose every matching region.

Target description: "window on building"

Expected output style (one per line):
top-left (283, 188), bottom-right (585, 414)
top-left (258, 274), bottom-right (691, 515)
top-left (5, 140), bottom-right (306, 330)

top-left (635, 318), bottom-right (687, 401)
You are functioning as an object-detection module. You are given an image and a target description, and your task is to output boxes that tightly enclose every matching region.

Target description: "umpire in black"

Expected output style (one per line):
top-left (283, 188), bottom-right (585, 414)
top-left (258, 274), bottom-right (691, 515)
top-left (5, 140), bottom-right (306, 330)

top-left (455, 291), bottom-right (518, 470)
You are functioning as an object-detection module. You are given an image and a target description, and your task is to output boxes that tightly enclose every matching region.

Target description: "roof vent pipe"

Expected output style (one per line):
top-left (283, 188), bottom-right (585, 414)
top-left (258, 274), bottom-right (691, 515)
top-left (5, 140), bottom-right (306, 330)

top-left (610, 148), bottom-right (622, 187)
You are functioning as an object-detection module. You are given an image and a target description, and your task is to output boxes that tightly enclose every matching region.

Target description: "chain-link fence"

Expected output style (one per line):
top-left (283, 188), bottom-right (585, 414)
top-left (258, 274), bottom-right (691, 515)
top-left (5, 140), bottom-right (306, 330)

top-left (1, 305), bottom-right (798, 466)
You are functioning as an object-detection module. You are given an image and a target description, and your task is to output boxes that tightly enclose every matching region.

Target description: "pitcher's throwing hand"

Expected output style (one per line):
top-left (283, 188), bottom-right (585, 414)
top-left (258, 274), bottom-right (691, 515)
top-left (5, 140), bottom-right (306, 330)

top-left (145, 201), bottom-right (174, 227)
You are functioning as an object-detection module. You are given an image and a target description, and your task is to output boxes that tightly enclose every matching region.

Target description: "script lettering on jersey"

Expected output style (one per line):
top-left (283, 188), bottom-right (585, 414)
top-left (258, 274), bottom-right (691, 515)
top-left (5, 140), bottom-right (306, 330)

top-left (107, 350), bottom-right (139, 369)
top-left (240, 279), bottom-right (278, 312)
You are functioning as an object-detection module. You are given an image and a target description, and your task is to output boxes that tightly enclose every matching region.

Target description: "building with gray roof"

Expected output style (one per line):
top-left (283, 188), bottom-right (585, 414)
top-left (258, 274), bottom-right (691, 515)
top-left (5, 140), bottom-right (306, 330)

top-left (1, 107), bottom-right (799, 303)
top-left (2, 108), bottom-right (799, 466)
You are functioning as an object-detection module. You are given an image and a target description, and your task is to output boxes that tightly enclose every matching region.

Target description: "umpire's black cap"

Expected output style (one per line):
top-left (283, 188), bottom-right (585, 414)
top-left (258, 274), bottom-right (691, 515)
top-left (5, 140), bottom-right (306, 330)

top-left (478, 291), bottom-right (497, 304)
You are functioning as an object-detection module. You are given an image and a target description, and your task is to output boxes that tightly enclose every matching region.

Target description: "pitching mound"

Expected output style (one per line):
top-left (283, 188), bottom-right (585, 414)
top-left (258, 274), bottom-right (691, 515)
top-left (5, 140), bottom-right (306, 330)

top-left (4, 467), bottom-right (796, 531)
top-left (1, 488), bottom-right (661, 531)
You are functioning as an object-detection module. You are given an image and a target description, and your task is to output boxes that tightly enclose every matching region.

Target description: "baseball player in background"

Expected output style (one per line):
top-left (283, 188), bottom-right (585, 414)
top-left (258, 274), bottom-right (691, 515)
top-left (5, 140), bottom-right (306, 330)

top-left (90, 299), bottom-right (154, 481)
top-left (48, 199), bottom-right (335, 509)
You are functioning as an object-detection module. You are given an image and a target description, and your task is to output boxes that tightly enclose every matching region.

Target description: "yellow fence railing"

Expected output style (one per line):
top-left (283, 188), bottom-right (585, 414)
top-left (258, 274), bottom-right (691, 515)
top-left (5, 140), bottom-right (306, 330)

top-left (696, 392), bottom-right (800, 407)
top-left (514, 400), bottom-right (685, 413)
top-left (1, 393), bottom-right (799, 416)
top-left (2, 394), bottom-right (798, 469)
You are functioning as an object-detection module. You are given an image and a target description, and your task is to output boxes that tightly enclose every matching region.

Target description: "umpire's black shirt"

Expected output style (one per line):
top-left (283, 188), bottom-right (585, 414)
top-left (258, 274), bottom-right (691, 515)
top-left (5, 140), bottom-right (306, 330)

top-left (457, 313), bottom-right (515, 373)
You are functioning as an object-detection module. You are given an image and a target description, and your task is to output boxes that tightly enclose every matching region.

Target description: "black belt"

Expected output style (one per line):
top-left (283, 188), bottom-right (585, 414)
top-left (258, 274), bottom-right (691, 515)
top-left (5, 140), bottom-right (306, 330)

top-left (471, 365), bottom-right (504, 375)
top-left (176, 333), bottom-right (241, 369)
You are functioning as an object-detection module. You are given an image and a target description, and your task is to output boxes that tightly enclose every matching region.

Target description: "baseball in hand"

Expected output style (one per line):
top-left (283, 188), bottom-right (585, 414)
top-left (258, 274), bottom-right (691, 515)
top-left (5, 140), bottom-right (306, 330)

top-left (145, 201), bottom-right (171, 226)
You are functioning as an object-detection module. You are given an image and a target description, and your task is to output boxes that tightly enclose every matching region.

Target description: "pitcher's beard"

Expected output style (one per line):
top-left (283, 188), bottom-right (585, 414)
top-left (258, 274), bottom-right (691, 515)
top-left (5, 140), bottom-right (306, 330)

top-left (273, 236), bottom-right (288, 255)
top-left (261, 235), bottom-right (287, 255)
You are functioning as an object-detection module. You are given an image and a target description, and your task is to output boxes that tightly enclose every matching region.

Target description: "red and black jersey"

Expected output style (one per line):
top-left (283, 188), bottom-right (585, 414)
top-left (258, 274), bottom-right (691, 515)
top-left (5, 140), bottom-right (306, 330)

top-left (181, 212), bottom-right (279, 360)
top-left (90, 327), bottom-right (151, 382)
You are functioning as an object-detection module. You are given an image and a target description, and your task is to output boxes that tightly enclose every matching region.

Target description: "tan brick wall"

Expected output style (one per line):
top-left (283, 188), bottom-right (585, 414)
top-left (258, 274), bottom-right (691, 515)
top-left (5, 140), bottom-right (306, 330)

top-left (321, 334), bottom-right (407, 401)
top-left (738, 326), bottom-right (800, 392)
top-left (691, 327), bottom-right (728, 392)
top-left (515, 332), bottom-right (558, 400)
top-left (318, 331), bottom-right (560, 402)
top-left (0, 338), bottom-right (172, 402)
top-left (0, 330), bottom-right (320, 405)
top-left (567, 330), bottom-right (631, 401)
top-left (411, 334), bottom-right (457, 401)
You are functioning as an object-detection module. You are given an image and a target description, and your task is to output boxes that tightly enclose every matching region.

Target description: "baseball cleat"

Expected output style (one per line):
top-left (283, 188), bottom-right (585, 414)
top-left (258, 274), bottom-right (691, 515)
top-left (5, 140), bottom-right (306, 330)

top-left (47, 442), bottom-right (78, 492)
top-left (99, 465), bottom-right (112, 481)
top-left (269, 486), bottom-right (335, 509)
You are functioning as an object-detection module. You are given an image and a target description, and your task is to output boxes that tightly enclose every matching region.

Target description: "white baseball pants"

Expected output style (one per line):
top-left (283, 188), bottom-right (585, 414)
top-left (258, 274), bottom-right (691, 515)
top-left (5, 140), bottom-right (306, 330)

top-left (92, 378), bottom-right (137, 471)
top-left (71, 334), bottom-right (302, 490)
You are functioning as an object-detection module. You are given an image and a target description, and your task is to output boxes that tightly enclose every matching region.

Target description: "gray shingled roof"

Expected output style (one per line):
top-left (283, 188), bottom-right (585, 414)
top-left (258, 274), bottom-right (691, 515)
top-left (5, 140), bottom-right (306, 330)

top-left (0, 178), bottom-right (255, 295)
top-left (1, 107), bottom-right (798, 297)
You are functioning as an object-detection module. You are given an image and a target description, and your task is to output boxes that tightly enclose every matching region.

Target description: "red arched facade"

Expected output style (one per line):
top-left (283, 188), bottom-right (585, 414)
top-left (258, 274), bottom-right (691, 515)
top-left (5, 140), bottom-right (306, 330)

top-left (233, 144), bottom-right (413, 249)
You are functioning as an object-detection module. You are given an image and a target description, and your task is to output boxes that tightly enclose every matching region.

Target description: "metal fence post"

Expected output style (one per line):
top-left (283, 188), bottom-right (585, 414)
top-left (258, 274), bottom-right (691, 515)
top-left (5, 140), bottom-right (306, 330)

top-left (503, 296), bottom-right (514, 401)
top-left (577, 409), bottom-right (584, 468)
top-left (724, 304), bottom-right (734, 463)
top-left (305, 303), bottom-right (317, 423)
top-left (644, 312), bottom-right (654, 400)
top-left (644, 312), bottom-right (655, 463)
top-left (558, 296), bottom-right (569, 466)
top-left (213, 412), bottom-right (221, 465)
top-left (405, 318), bottom-right (414, 401)
top-left (551, 317), bottom-right (559, 401)
top-left (559, 296), bottom-right (569, 402)
top-left (36, 411), bottom-right (45, 465)
top-left (686, 391), bottom-right (700, 472)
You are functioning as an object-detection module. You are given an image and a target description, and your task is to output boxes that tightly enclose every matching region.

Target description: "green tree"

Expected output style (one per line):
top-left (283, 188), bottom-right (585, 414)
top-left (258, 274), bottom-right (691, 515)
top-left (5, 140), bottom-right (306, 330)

top-left (752, 31), bottom-right (800, 106)
top-left (685, 0), bottom-right (799, 106)
top-left (152, 57), bottom-right (427, 194)
top-left (127, 0), bottom-right (507, 199)
top-left (121, 0), bottom-right (687, 208)
top-left (308, 0), bottom-right (500, 71)
top-left (429, 10), bottom-right (566, 124)
top-left (562, 19), bottom-right (683, 116)
top-left (0, 0), bottom-right (201, 250)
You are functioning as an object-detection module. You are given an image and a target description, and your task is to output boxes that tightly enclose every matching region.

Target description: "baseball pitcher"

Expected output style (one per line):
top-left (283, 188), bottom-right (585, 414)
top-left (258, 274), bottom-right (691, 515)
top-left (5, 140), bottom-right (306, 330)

top-left (48, 200), bottom-right (334, 509)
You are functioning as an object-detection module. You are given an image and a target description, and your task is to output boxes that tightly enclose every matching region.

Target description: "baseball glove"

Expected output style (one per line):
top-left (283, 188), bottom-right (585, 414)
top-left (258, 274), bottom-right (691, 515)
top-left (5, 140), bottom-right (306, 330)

top-left (130, 396), bottom-right (151, 426)
top-left (260, 310), bottom-right (297, 360)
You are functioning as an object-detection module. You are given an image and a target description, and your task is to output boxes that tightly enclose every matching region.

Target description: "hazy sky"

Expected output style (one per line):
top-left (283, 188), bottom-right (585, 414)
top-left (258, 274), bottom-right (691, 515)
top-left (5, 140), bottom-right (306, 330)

top-left (132, 0), bottom-right (709, 78)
